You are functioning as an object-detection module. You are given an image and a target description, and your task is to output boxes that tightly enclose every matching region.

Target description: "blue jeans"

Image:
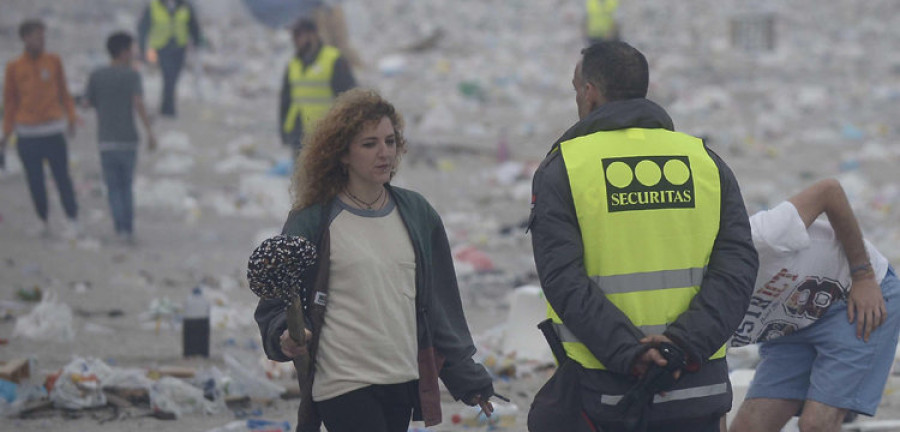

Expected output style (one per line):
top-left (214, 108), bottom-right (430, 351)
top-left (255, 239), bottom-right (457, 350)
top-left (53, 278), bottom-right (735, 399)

top-left (100, 150), bottom-right (137, 234)
top-left (17, 133), bottom-right (78, 221)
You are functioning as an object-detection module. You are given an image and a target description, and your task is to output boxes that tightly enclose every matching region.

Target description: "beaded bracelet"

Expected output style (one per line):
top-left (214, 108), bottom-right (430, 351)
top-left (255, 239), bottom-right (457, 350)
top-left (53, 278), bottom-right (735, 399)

top-left (850, 262), bottom-right (873, 275)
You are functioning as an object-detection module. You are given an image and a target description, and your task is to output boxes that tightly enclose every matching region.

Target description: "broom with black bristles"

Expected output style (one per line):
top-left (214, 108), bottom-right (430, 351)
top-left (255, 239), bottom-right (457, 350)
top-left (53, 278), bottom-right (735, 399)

top-left (246, 234), bottom-right (318, 400)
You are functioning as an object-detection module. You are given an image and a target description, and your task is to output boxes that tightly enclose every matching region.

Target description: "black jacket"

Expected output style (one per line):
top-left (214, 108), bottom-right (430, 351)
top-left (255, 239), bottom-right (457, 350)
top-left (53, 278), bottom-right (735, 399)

top-left (529, 98), bottom-right (758, 423)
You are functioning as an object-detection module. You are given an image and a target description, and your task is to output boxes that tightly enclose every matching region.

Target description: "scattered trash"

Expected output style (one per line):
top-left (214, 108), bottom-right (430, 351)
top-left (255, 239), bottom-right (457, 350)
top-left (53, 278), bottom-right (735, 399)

top-left (15, 286), bottom-right (42, 302)
top-left (223, 354), bottom-right (285, 401)
top-left (0, 358), bottom-right (36, 383)
top-left (453, 245), bottom-right (495, 273)
top-left (184, 286), bottom-right (212, 358)
top-left (451, 402), bottom-right (517, 428)
top-left (206, 418), bottom-right (292, 432)
top-left (501, 286), bottom-right (553, 363)
top-left (841, 123), bottom-right (865, 141)
top-left (378, 54), bottom-right (408, 77)
top-left (50, 358), bottom-right (113, 410)
top-left (0, 380), bottom-right (16, 403)
top-left (266, 159), bottom-right (293, 177)
top-left (150, 376), bottom-right (223, 418)
top-left (13, 291), bottom-right (75, 342)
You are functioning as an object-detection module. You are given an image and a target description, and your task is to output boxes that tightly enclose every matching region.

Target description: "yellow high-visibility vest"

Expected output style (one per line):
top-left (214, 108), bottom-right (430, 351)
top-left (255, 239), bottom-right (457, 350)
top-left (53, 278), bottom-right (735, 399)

top-left (550, 127), bottom-right (725, 370)
top-left (586, 0), bottom-right (619, 40)
top-left (282, 45), bottom-right (341, 136)
top-left (148, 0), bottom-right (191, 49)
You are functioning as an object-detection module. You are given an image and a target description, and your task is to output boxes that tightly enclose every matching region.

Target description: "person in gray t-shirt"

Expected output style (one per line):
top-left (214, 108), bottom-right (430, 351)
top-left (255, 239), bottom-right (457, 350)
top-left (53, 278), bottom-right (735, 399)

top-left (83, 32), bottom-right (156, 243)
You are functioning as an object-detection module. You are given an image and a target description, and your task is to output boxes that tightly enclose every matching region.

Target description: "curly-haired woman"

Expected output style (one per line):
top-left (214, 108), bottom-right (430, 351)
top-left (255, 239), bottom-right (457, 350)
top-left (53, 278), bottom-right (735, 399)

top-left (254, 88), bottom-right (496, 432)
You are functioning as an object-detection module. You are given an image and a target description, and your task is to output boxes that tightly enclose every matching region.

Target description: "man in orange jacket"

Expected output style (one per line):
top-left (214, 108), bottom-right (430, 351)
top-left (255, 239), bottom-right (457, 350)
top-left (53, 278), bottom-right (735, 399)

top-left (1, 19), bottom-right (81, 238)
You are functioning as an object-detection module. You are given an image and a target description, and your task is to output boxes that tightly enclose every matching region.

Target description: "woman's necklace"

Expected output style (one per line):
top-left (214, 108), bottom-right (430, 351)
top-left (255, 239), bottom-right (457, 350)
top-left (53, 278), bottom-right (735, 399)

top-left (345, 187), bottom-right (385, 210)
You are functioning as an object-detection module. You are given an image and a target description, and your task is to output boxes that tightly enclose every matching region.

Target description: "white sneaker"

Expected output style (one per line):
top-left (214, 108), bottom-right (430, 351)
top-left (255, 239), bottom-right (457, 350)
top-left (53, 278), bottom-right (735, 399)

top-left (31, 220), bottom-right (51, 238)
top-left (62, 219), bottom-right (82, 240)
top-left (114, 232), bottom-right (136, 247)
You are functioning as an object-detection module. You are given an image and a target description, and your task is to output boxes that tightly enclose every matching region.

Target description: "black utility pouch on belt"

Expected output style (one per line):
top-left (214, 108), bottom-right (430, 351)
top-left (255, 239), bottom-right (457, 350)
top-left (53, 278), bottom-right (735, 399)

top-left (529, 319), bottom-right (599, 432)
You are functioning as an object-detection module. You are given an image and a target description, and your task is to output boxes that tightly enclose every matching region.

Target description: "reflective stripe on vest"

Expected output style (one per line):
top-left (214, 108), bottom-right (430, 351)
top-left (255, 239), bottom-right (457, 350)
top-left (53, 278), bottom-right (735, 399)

top-left (148, 0), bottom-right (191, 49)
top-left (600, 383), bottom-right (728, 405)
top-left (549, 127), bottom-right (724, 370)
top-left (282, 46), bottom-right (340, 135)
top-left (586, 0), bottom-right (619, 40)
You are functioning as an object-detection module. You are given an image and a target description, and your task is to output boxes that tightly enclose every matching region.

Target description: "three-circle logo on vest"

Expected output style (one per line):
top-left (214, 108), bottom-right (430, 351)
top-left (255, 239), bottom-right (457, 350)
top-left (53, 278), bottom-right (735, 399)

top-left (602, 156), bottom-right (695, 212)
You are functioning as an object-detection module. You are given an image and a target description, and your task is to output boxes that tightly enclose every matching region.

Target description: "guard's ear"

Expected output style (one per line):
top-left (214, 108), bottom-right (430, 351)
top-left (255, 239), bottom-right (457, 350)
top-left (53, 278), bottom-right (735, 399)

top-left (583, 81), bottom-right (605, 111)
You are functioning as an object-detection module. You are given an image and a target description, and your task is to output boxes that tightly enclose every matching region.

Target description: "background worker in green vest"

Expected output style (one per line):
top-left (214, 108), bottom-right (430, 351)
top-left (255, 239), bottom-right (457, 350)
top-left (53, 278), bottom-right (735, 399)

top-left (584, 0), bottom-right (620, 44)
top-left (279, 18), bottom-right (356, 160)
top-left (527, 41), bottom-right (758, 432)
top-left (137, 0), bottom-right (202, 118)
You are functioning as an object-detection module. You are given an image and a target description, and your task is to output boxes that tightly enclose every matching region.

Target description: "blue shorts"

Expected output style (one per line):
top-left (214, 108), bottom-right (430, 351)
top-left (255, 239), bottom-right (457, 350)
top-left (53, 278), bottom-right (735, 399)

top-left (746, 267), bottom-right (900, 416)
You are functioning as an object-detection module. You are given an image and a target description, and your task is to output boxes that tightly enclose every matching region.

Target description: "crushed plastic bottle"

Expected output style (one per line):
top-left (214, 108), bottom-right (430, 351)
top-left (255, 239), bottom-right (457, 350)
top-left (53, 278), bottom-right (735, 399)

top-left (450, 403), bottom-right (519, 429)
top-left (205, 419), bottom-right (291, 432)
top-left (451, 405), bottom-right (489, 427)
top-left (489, 402), bottom-right (519, 429)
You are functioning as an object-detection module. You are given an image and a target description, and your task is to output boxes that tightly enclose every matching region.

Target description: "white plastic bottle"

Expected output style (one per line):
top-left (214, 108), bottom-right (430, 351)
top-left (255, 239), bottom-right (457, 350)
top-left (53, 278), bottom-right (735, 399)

top-left (489, 402), bottom-right (519, 428)
top-left (183, 286), bottom-right (210, 357)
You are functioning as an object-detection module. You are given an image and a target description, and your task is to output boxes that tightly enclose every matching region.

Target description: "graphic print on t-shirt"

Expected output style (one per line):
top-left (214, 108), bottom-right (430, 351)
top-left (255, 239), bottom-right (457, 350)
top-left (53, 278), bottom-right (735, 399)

top-left (783, 276), bottom-right (844, 321)
top-left (731, 268), bottom-right (847, 346)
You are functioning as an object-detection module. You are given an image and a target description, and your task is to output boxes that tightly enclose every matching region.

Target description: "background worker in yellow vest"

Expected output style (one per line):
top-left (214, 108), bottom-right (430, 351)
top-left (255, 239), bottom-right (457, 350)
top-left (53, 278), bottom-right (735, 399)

top-left (137, 0), bottom-right (202, 118)
top-left (584, 0), bottom-right (620, 44)
top-left (279, 18), bottom-right (356, 160)
top-left (527, 41), bottom-right (758, 432)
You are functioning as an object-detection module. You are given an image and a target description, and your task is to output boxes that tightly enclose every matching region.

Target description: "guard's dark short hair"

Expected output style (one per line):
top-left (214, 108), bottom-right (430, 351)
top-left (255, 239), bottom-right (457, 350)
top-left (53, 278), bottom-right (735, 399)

top-left (106, 32), bottom-right (133, 58)
top-left (291, 18), bottom-right (317, 37)
top-left (19, 19), bottom-right (45, 39)
top-left (581, 41), bottom-right (649, 101)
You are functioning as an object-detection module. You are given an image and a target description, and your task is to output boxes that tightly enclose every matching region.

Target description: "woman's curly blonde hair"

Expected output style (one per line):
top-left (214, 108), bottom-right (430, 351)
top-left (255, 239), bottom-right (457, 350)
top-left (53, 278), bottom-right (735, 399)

top-left (292, 88), bottom-right (407, 209)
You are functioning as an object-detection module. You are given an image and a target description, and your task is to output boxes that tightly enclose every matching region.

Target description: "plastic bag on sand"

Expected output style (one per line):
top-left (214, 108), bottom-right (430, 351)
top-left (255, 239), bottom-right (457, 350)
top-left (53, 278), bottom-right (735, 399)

top-left (104, 367), bottom-right (154, 391)
top-left (51, 357), bottom-right (114, 409)
top-left (224, 354), bottom-right (285, 400)
top-left (150, 376), bottom-right (222, 418)
top-left (0, 384), bottom-right (48, 418)
top-left (13, 291), bottom-right (75, 342)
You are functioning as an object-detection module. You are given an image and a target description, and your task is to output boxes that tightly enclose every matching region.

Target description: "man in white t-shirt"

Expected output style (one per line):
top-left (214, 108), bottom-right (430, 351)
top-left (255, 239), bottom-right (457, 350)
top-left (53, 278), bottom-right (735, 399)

top-left (729, 179), bottom-right (900, 432)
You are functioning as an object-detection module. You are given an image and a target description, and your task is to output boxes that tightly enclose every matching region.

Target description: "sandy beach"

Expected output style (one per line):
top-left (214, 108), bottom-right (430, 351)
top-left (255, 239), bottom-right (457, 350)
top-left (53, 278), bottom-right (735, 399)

top-left (1, 1), bottom-right (900, 431)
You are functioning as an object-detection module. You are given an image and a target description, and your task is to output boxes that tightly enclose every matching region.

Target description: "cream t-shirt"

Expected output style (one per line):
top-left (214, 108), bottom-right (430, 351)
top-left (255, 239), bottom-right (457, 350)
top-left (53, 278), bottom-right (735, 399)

top-left (312, 199), bottom-right (419, 401)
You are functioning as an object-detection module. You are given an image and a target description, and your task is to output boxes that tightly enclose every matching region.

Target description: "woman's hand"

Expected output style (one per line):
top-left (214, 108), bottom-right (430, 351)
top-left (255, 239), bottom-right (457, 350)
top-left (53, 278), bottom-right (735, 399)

top-left (466, 393), bottom-right (494, 417)
top-left (280, 328), bottom-right (312, 358)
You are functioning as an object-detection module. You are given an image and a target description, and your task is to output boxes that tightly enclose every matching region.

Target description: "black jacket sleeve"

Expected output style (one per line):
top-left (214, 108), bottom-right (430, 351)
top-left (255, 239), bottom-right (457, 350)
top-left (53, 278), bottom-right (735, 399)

top-left (137, 6), bottom-right (151, 55)
top-left (255, 298), bottom-right (291, 362)
top-left (529, 152), bottom-right (648, 375)
top-left (663, 149), bottom-right (758, 364)
top-left (278, 68), bottom-right (290, 143)
top-left (426, 214), bottom-right (493, 400)
top-left (186, 3), bottom-right (202, 46)
top-left (330, 56), bottom-right (356, 96)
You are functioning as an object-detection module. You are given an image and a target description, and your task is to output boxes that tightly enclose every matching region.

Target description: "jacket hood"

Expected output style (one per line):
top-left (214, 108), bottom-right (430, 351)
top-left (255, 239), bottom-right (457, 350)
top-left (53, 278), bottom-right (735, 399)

top-left (549, 98), bottom-right (674, 155)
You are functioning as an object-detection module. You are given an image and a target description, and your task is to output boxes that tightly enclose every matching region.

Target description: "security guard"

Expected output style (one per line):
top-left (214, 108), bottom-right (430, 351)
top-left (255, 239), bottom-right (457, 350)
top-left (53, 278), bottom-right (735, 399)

top-left (279, 18), bottom-right (356, 160)
top-left (528, 41), bottom-right (758, 432)
top-left (138, 0), bottom-right (202, 117)
top-left (585, 0), bottom-right (620, 44)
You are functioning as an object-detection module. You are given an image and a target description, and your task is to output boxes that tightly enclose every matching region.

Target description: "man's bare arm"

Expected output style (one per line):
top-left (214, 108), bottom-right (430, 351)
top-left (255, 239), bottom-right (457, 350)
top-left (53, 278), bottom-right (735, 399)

top-left (788, 178), bottom-right (884, 341)
top-left (134, 93), bottom-right (156, 151)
